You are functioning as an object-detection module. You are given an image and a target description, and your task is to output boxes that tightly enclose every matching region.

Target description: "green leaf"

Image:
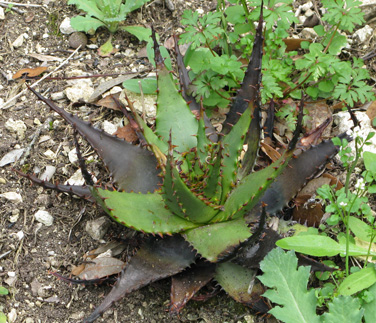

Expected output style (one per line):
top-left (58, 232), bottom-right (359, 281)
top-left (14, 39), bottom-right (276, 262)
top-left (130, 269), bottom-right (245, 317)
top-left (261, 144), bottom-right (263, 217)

top-left (215, 152), bottom-right (292, 222)
top-left (0, 287), bottom-right (8, 295)
top-left (348, 216), bottom-right (374, 242)
top-left (123, 77), bottom-right (157, 94)
top-left (313, 25), bottom-right (325, 36)
top-left (68, 0), bottom-right (105, 20)
top-left (364, 151), bottom-right (376, 173)
top-left (93, 188), bottom-right (198, 234)
top-left (322, 296), bottom-right (363, 323)
top-left (70, 16), bottom-right (106, 33)
top-left (183, 218), bottom-right (252, 262)
top-left (0, 313), bottom-right (6, 323)
top-left (337, 267), bottom-right (376, 296)
top-left (167, 166), bottom-right (219, 223)
top-left (98, 36), bottom-right (115, 56)
top-left (155, 58), bottom-right (198, 153)
top-left (122, 25), bottom-right (151, 42)
top-left (277, 235), bottom-right (376, 257)
top-left (318, 80), bottom-right (334, 92)
top-left (219, 104), bottom-right (252, 203)
top-left (258, 248), bottom-right (320, 323)
top-left (215, 262), bottom-right (257, 303)
top-left (363, 282), bottom-right (376, 322)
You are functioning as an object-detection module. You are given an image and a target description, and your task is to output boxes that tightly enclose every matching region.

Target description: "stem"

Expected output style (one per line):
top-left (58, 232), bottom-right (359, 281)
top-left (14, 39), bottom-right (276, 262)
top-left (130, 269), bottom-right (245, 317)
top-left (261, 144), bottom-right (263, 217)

top-left (345, 213), bottom-right (350, 276)
top-left (239, 0), bottom-right (256, 33)
top-left (205, 39), bottom-right (217, 57)
top-left (323, 24), bottom-right (340, 54)
top-left (365, 230), bottom-right (376, 265)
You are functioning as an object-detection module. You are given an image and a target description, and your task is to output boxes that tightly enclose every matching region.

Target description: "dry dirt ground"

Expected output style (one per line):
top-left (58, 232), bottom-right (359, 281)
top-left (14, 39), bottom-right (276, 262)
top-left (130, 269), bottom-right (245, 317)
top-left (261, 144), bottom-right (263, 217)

top-left (0, 1), bottom-right (375, 323)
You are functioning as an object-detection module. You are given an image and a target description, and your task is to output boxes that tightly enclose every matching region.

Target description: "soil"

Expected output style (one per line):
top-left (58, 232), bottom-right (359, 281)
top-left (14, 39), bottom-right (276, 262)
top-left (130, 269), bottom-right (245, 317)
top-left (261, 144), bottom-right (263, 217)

top-left (0, 1), bottom-right (375, 323)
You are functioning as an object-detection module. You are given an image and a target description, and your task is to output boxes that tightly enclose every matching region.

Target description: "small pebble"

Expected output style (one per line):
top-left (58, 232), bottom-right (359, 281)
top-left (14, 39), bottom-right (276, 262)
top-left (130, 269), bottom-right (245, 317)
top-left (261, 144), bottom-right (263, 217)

top-left (34, 210), bottom-right (54, 226)
top-left (69, 32), bottom-right (88, 49)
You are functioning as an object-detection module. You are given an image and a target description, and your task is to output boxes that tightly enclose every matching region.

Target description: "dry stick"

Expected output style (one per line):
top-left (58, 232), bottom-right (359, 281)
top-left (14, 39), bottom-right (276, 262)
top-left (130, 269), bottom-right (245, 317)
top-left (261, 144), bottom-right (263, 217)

top-left (0, 2), bottom-right (24, 14)
top-left (17, 116), bottom-right (53, 166)
top-left (0, 1), bottom-right (42, 7)
top-left (1, 46), bottom-right (81, 110)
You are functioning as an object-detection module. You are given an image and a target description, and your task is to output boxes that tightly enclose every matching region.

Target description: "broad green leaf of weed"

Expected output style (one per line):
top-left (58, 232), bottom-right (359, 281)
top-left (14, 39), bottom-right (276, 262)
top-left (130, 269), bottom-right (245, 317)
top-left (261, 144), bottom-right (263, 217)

top-left (0, 287), bottom-right (8, 295)
top-left (363, 282), bottom-right (376, 322)
top-left (321, 295), bottom-right (363, 323)
top-left (258, 248), bottom-right (320, 323)
top-left (68, 0), bottom-right (105, 20)
top-left (122, 77), bottom-right (157, 94)
top-left (337, 267), bottom-right (376, 296)
top-left (70, 16), bottom-right (105, 33)
top-left (0, 313), bottom-right (5, 323)
top-left (364, 151), bottom-right (376, 173)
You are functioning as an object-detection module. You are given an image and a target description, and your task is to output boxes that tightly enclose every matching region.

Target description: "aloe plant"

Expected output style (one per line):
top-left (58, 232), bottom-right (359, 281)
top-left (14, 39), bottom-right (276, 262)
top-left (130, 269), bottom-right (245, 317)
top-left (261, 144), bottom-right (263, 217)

top-left (20, 7), bottom-right (351, 322)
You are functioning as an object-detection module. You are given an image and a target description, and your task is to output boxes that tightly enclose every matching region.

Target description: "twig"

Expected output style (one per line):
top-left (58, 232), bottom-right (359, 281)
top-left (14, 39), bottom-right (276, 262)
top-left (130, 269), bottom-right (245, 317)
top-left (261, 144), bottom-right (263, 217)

top-left (17, 116), bottom-right (53, 166)
top-left (1, 46), bottom-right (81, 110)
top-left (0, 1), bottom-right (42, 7)
top-left (0, 2), bottom-right (24, 14)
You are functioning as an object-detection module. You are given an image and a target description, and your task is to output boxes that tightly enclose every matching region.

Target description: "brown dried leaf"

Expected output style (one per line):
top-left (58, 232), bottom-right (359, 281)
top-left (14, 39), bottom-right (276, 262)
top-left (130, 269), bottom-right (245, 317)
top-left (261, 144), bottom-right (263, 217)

top-left (260, 141), bottom-right (281, 162)
top-left (12, 66), bottom-right (48, 79)
top-left (304, 101), bottom-right (332, 136)
top-left (24, 12), bottom-right (35, 23)
top-left (114, 125), bottom-right (138, 143)
top-left (366, 101), bottom-right (376, 126)
top-left (96, 93), bottom-right (121, 111)
top-left (78, 257), bottom-right (125, 280)
top-left (283, 38), bottom-right (311, 51)
top-left (164, 36), bottom-right (175, 50)
top-left (71, 263), bottom-right (86, 276)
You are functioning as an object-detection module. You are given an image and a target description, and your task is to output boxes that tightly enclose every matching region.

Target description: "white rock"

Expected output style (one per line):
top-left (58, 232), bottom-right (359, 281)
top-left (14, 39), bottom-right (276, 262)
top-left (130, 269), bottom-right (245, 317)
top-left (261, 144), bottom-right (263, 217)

top-left (301, 1), bottom-right (313, 11)
top-left (120, 89), bottom-right (157, 125)
top-left (5, 119), bottom-right (27, 139)
top-left (65, 169), bottom-right (85, 186)
top-left (59, 17), bottom-right (75, 35)
top-left (9, 210), bottom-right (19, 223)
top-left (34, 210), bottom-right (54, 226)
top-left (85, 216), bottom-right (111, 240)
top-left (68, 148), bottom-right (78, 164)
top-left (304, 8), bottom-right (314, 17)
top-left (354, 25), bottom-right (374, 43)
top-left (50, 91), bottom-right (65, 100)
top-left (8, 308), bottom-right (17, 323)
top-left (0, 148), bottom-right (25, 167)
top-left (86, 44), bottom-right (98, 49)
top-left (0, 192), bottom-right (23, 203)
top-left (40, 165), bottom-right (56, 181)
top-left (298, 15), bottom-right (307, 24)
top-left (0, 7), bottom-right (5, 20)
top-left (12, 34), bottom-right (24, 48)
top-left (16, 231), bottom-right (24, 240)
top-left (65, 82), bottom-right (94, 103)
top-left (300, 27), bottom-right (318, 39)
top-left (43, 149), bottom-right (56, 159)
top-left (102, 120), bottom-right (117, 135)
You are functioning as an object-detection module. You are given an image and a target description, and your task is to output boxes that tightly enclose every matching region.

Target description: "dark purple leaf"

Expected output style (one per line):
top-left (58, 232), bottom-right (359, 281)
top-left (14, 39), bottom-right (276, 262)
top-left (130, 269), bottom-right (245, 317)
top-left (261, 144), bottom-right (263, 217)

top-left (170, 263), bottom-right (216, 314)
top-left (84, 235), bottom-right (196, 323)
top-left (28, 86), bottom-right (161, 193)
